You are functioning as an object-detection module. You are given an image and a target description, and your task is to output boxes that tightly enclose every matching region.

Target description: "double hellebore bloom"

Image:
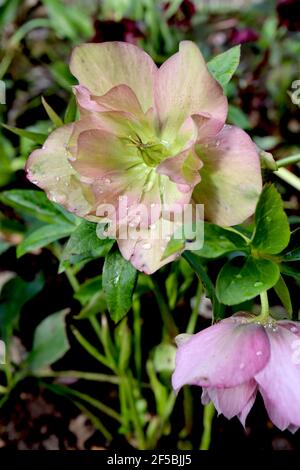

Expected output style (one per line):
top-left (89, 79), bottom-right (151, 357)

top-left (173, 314), bottom-right (300, 432)
top-left (26, 41), bottom-right (262, 274)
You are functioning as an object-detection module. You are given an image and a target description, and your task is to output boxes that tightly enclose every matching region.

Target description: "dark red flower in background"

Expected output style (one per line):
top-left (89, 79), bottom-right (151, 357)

top-left (91, 18), bottom-right (144, 44)
top-left (277, 0), bottom-right (300, 32)
top-left (229, 27), bottom-right (259, 45)
top-left (166, 0), bottom-right (196, 30)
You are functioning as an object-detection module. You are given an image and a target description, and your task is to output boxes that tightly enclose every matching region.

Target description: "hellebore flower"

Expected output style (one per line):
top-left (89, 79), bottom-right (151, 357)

top-left (26, 41), bottom-right (262, 274)
top-left (172, 314), bottom-right (300, 432)
top-left (229, 28), bottom-right (259, 45)
top-left (91, 19), bottom-right (144, 44)
top-left (277, 0), bottom-right (300, 32)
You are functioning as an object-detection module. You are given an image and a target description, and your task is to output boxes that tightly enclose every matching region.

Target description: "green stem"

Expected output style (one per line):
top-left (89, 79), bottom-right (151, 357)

top-left (200, 402), bottom-right (215, 450)
top-left (148, 277), bottom-right (178, 338)
top-left (124, 373), bottom-right (146, 449)
top-left (276, 154), bottom-right (300, 168)
top-left (252, 290), bottom-right (270, 323)
top-left (186, 282), bottom-right (202, 334)
top-left (71, 326), bottom-right (111, 369)
top-left (133, 296), bottom-right (142, 381)
top-left (275, 168), bottom-right (300, 192)
top-left (42, 382), bottom-right (123, 423)
top-left (73, 399), bottom-right (112, 442)
top-left (34, 370), bottom-right (120, 384)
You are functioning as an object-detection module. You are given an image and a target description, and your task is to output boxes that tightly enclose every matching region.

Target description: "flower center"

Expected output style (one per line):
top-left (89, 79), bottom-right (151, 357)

top-left (127, 134), bottom-right (169, 167)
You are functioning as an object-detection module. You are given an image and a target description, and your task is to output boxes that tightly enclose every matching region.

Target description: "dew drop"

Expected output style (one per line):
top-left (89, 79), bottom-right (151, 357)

top-left (142, 242), bottom-right (151, 249)
top-left (291, 326), bottom-right (298, 333)
top-left (216, 140), bottom-right (220, 147)
top-left (235, 274), bottom-right (242, 279)
top-left (104, 178), bottom-right (111, 184)
top-left (256, 350), bottom-right (262, 356)
top-left (239, 363), bottom-right (245, 369)
top-left (55, 176), bottom-right (60, 182)
top-left (254, 281), bottom-right (263, 287)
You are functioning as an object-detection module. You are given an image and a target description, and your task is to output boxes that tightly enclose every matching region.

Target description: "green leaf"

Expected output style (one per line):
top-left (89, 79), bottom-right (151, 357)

top-left (207, 45), bottom-right (241, 88)
top-left (0, 240), bottom-right (11, 255)
top-left (195, 223), bottom-right (249, 258)
top-left (274, 276), bottom-right (292, 318)
top-left (216, 256), bottom-right (280, 305)
top-left (102, 250), bottom-right (137, 323)
top-left (162, 237), bottom-right (185, 260)
top-left (0, 189), bottom-right (75, 225)
top-left (165, 271), bottom-right (178, 310)
top-left (17, 223), bottom-right (75, 258)
top-left (0, 275), bottom-right (44, 341)
top-left (280, 263), bottom-right (300, 282)
top-left (41, 96), bottom-right (63, 127)
top-left (74, 276), bottom-right (107, 319)
top-left (282, 228), bottom-right (300, 262)
top-left (59, 221), bottom-right (114, 272)
top-left (228, 105), bottom-right (251, 130)
top-left (64, 94), bottom-right (78, 124)
top-left (74, 276), bottom-right (102, 305)
top-left (182, 251), bottom-right (224, 319)
top-left (28, 309), bottom-right (70, 371)
top-left (1, 124), bottom-right (47, 145)
top-left (252, 184), bottom-right (290, 254)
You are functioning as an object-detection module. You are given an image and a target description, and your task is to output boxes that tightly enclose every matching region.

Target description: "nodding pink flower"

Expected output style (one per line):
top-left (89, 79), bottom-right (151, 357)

top-left (173, 313), bottom-right (300, 432)
top-left (26, 41), bottom-right (261, 274)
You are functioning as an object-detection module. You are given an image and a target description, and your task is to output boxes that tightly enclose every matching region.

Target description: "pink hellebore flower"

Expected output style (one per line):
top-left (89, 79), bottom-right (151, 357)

top-left (26, 41), bottom-right (262, 274)
top-left (172, 314), bottom-right (300, 432)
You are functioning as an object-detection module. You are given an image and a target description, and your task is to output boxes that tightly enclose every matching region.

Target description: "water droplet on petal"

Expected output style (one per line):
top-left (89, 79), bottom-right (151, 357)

top-left (291, 326), bottom-right (298, 333)
top-left (104, 178), bottom-right (111, 184)
top-left (254, 281), bottom-right (263, 287)
top-left (239, 363), bottom-right (245, 369)
top-left (256, 350), bottom-right (262, 356)
top-left (56, 176), bottom-right (60, 182)
top-left (142, 242), bottom-right (151, 249)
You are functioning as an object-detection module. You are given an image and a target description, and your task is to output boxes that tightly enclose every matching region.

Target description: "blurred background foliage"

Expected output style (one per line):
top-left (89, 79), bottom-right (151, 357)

top-left (0, 0), bottom-right (300, 450)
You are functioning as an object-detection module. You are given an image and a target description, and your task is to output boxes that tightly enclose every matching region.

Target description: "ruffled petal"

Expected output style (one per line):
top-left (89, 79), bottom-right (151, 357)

top-left (26, 125), bottom-right (94, 217)
top-left (70, 42), bottom-right (157, 112)
top-left (205, 380), bottom-right (257, 420)
top-left (255, 324), bottom-right (300, 431)
top-left (155, 41), bottom-right (227, 141)
top-left (193, 124), bottom-right (262, 226)
top-left (172, 317), bottom-right (270, 391)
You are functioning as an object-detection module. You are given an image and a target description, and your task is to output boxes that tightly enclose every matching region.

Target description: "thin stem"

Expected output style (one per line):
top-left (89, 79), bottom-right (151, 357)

top-left (64, 267), bottom-right (80, 292)
top-left (124, 373), bottom-right (146, 449)
top-left (200, 402), bottom-right (215, 450)
top-left (43, 382), bottom-right (123, 423)
top-left (251, 290), bottom-right (270, 324)
top-left (71, 326), bottom-right (111, 369)
top-left (34, 370), bottom-right (120, 384)
top-left (133, 296), bottom-right (142, 381)
top-left (276, 154), bottom-right (300, 168)
top-left (73, 399), bottom-right (112, 442)
top-left (148, 277), bottom-right (178, 338)
top-left (275, 168), bottom-right (300, 192)
top-left (186, 282), bottom-right (202, 334)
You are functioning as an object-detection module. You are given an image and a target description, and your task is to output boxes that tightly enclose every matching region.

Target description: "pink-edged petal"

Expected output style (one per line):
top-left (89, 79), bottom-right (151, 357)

top-left (192, 113), bottom-right (225, 140)
top-left (155, 41), bottom-right (227, 140)
top-left (193, 125), bottom-right (262, 226)
top-left (172, 317), bottom-right (270, 391)
top-left (205, 380), bottom-right (257, 420)
top-left (74, 85), bottom-right (107, 113)
top-left (117, 216), bottom-right (182, 274)
top-left (70, 42), bottom-right (157, 113)
top-left (26, 125), bottom-right (94, 217)
top-left (157, 147), bottom-right (202, 187)
top-left (71, 129), bottom-right (140, 178)
top-left (255, 324), bottom-right (300, 431)
top-left (238, 392), bottom-right (257, 427)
